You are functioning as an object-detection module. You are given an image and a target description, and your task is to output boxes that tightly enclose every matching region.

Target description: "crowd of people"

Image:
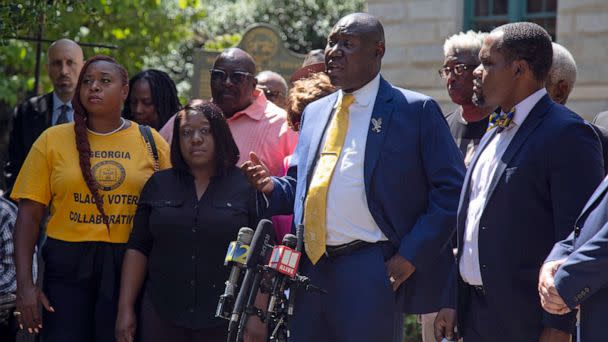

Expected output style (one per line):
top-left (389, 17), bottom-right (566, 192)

top-left (1, 11), bottom-right (608, 342)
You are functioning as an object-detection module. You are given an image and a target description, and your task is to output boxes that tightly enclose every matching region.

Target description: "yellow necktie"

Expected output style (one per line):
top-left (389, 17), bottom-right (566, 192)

top-left (303, 93), bottom-right (355, 264)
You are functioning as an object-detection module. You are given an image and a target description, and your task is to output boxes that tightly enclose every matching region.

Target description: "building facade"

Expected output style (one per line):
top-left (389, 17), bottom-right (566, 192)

top-left (368, 0), bottom-right (608, 120)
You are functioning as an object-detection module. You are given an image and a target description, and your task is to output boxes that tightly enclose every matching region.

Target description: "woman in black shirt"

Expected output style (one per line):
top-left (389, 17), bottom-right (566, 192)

top-left (115, 100), bottom-right (263, 342)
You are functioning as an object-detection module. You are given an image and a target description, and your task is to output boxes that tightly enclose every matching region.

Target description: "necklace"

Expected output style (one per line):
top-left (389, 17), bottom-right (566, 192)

top-left (87, 117), bottom-right (127, 136)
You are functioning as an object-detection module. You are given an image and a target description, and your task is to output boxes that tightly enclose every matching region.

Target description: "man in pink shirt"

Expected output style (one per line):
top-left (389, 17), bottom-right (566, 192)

top-left (160, 48), bottom-right (297, 177)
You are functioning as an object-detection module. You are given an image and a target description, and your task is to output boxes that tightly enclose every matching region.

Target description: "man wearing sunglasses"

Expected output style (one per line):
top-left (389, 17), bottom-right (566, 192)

top-left (256, 70), bottom-right (288, 109)
top-left (441, 31), bottom-right (496, 168)
top-left (160, 48), bottom-right (297, 177)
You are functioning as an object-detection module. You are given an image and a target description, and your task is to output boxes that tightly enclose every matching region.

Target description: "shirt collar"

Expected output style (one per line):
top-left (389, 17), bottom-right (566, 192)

top-left (52, 92), bottom-right (73, 111)
top-left (508, 88), bottom-right (547, 127)
top-left (227, 89), bottom-right (267, 122)
top-left (336, 73), bottom-right (381, 108)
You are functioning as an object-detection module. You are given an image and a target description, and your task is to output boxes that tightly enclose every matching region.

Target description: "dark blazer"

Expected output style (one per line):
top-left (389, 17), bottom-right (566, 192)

top-left (3, 92), bottom-right (54, 194)
top-left (546, 176), bottom-right (608, 342)
top-left (590, 111), bottom-right (608, 175)
top-left (449, 95), bottom-right (604, 340)
top-left (266, 76), bottom-right (466, 313)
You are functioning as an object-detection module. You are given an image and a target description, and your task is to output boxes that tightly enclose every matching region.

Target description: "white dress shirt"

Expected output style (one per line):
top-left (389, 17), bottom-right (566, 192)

top-left (318, 73), bottom-right (388, 245)
top-left (459, 88), bottom-right (547, 285)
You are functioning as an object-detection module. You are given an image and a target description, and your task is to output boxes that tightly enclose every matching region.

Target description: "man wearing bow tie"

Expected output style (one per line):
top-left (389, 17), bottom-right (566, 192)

top-left (242, 12), bottom-right (465, 342)
top-left (434, 22), bottom-right (604, 342)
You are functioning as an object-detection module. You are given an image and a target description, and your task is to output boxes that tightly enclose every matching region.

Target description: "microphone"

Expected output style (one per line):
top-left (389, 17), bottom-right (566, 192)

top-left (267, 234), bottom-right (300, 315)
top-left (216, 227), bottom-right (254, 319)
top-left (228, 219), bottom-right (275, 341)
top-left (287, 224), bottom-right (305, 317)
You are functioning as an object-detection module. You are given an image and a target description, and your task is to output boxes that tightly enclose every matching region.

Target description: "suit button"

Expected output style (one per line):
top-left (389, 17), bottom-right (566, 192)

top-left (481, 226), bottom-right (487, 231)
top-left (190, 280), bottom-right (196, 286)
top-left (482, 264), bottom-right (487, 269)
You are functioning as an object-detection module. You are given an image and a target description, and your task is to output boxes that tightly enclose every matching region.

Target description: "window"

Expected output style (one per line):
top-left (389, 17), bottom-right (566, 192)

top-left (464, 0), bottom-right (556, 38)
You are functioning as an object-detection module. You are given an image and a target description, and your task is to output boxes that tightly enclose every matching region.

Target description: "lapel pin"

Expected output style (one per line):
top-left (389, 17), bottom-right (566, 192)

top-left (371, 117), bottom-right (382, 133)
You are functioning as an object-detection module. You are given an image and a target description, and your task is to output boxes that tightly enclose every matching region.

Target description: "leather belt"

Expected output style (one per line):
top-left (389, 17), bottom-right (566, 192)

top-left (324, 240), bottom-right (373, 259)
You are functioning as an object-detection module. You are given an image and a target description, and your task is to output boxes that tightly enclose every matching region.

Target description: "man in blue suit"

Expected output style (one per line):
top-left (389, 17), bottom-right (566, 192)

top-left (241, 13), bottom-right (465, 342)
top-left (539, 176), bottom-right (608, 341)
top-left (434, 22), bottom-right (604, 342)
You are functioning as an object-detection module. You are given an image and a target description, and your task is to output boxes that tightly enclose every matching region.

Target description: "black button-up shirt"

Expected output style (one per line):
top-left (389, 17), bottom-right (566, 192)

top-left (127, 167), bottom-right (259, 329)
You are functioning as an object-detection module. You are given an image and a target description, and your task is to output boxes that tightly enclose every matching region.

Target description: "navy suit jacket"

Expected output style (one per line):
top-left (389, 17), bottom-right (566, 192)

top-left (449, 94), bottom-right (604, 339)
top-left (266, 76), bottom-right (465, 313)
top-left (546, 175), bottom-right (608, 342)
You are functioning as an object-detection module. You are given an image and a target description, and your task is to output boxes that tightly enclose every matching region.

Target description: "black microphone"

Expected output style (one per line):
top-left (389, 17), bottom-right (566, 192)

top-left (288, 224), bottom-right (305, 317)
top-left (216, 227), bottom-right (254, 319)
top-left (267, 234), bottom-right (299, 315)
top-left (228, 219), bottom-right (274, 341)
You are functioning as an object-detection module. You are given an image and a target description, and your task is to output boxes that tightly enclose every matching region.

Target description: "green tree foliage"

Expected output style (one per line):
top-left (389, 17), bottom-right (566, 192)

top-left (200, 0), bottom-right (366, 52)
top-left (0, 0), bottom-right (204, 108)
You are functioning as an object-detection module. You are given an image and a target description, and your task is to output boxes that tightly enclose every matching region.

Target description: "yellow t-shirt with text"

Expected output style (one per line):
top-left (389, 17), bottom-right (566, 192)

top-left (11, 122), bottom-right (171, 243)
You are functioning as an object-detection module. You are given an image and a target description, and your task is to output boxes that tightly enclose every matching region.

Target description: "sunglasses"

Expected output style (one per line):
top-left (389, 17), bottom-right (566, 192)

top-left (209, 69), bottom-right (254, 84)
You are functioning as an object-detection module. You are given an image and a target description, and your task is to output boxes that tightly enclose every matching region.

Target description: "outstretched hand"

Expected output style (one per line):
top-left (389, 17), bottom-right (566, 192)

top-left (241, 152), bottom-right (274, 194)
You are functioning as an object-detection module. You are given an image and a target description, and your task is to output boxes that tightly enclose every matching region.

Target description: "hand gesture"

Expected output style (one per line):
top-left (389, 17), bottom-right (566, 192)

top-left (241, 152), bottom-right (274, 194)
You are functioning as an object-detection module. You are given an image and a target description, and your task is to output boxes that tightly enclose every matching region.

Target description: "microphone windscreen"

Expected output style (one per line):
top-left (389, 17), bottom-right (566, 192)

top-left (245, 219), bottom-right (274, 268)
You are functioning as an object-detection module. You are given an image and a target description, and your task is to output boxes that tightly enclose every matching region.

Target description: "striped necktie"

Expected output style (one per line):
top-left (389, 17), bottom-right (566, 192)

top-left (56, 104), bottom-right (70, 125)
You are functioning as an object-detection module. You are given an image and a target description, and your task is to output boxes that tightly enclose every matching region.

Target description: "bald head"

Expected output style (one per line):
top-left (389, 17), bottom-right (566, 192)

top-left (47, 39), bottom-right (84, 102)
top-left (325, 13), bottom-right (385, 92)
top-left (334, 13), bottom-right (385, 43)
top-left (257, 71), bottom-right (288, 108)
top-left (215, 48), bottom-right (256, 74)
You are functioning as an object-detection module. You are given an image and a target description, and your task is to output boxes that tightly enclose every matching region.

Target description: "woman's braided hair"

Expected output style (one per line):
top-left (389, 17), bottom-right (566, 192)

top-left (71, 55), bottom-right (129, 231)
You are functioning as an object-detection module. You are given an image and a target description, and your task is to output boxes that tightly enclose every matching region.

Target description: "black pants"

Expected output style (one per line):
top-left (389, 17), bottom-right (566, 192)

top-left (139, 290), bottom-right (227, 342)
top-left (41, 238), bottom-right (126, 342)
top-left (0, 308), bottom-right (16, 342)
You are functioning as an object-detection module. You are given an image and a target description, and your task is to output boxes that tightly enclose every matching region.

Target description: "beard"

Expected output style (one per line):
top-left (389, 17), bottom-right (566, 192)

top-left (472, 90), bottom-right (485, 107)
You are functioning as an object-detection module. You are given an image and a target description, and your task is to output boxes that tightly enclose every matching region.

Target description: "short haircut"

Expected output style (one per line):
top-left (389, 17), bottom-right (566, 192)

top-left (443, 30), bottom-right (488, 61)
top-left (548, 42), bottom-right (577, 88)
top-left (170, 100), bottom-right (240, 175)
top-left (123, 69), bottom-right (181, 129)
top-left (286, 72), bottom-right (336, 132)
top-left (492, 22), bottom-right (553, 82)
top-left (257, 70), bottom-right (288, 95)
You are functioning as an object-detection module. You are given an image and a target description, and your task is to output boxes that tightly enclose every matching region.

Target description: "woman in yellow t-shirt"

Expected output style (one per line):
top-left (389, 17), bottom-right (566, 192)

top-left (10, 55), bottom-right (170, 341)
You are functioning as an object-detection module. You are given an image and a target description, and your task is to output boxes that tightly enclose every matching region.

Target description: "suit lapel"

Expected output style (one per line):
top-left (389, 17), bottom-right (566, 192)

top-left (456, 128), bottom-right (497, 253)
top-left (304, 93), bottom-right (339, 184)
top-left (39, 93), bottom-right (53, 126)
top-left (483, 94), bottom-right (552, 209)
top-left (364, 78), bottom-right (394, 196)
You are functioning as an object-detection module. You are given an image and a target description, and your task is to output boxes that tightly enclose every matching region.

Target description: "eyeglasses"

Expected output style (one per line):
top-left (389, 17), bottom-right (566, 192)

top-left (209, 69), bottom-right (254, 84)
top-left (257, 85), bottom-right (284, 100)
top-left (438, 64), bottom-right (479, 79)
